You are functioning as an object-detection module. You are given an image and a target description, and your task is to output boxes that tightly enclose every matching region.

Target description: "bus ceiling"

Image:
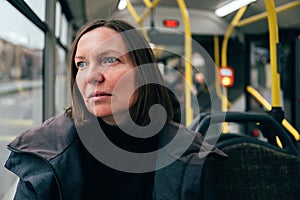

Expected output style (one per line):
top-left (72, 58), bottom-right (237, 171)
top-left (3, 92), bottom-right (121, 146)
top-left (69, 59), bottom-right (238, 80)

top-left (65, 0), bottom-right (300, 35)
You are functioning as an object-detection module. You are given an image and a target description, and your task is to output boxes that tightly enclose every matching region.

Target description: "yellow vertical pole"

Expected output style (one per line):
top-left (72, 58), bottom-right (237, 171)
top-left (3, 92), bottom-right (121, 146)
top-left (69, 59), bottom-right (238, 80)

top-left (221, 6), bottom-right (247, 133)
top-left (264, 0), bottom-right (281, 107)
top-left (221, 6), bottom-right (247, 113)
top-left (221, 6), bottom-right (247, 68)
top-left (214, 36), bottom-right (223, 100)
top-left (177, 0), bottom-right (193, 126)
top-left (265, 0), bottom-right (283, 147)
top-left (214, 36), bottom-right (220, 67)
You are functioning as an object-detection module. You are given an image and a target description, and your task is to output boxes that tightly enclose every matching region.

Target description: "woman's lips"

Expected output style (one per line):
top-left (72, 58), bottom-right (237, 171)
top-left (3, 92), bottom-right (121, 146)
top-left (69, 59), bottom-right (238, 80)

top-left (88, 91), bottom-right (112, 101)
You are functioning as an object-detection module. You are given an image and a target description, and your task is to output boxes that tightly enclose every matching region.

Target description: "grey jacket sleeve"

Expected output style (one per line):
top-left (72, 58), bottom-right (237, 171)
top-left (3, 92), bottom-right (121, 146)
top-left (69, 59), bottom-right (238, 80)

top-left (5, 151), bottom-right (60, 200)
top-left (14, 179), bottom-right (39, 200)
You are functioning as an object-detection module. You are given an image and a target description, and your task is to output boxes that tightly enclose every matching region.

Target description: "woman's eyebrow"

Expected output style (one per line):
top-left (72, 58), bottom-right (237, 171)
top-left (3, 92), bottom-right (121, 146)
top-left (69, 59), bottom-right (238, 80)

top-left (96, 49), bottom-right (124, 56)
top-left (74, 49), bottom-right (127, 60)
top-left (74, 55), bottom-right (86, 59)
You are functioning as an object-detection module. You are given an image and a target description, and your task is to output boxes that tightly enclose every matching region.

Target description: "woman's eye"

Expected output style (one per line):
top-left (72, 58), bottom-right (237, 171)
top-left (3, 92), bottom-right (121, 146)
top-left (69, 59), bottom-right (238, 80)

top-left (76, 61), bottom-right (86, 69)
top-left (102, 57), bottom-right (119, 65)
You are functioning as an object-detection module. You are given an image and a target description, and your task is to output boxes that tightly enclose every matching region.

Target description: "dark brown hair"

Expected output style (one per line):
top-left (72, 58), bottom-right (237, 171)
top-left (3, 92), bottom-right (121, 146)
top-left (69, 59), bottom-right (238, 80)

top-left (66, 19), bottom-right (173, 126)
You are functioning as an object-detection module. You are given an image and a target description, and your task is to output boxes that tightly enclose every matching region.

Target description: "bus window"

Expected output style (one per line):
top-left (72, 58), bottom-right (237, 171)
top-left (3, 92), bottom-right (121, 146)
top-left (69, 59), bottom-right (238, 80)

top-left (0, 1), bottom-right (45, 198)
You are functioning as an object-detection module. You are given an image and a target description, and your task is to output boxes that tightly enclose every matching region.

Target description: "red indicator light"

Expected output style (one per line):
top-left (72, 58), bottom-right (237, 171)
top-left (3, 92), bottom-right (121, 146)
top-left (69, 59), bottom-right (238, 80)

top-left (219, 66), bottom-right (234, 87)
top-left (163, 19), bottom-right (179, 28)
top-left (252, 129), bottom-right (260, 138)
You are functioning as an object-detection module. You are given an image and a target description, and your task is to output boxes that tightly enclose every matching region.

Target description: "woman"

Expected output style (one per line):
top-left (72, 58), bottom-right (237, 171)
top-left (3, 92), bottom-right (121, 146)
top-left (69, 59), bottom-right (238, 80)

top-left (5, 19), bottom-right (223, 200)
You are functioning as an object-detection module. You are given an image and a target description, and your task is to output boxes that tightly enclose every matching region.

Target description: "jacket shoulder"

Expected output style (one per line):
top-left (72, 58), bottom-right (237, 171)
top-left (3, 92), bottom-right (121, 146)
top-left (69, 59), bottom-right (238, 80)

top-left (7, 113), bottom-right (77, 160)
top-left (159, 121), bottom-right (226, 164)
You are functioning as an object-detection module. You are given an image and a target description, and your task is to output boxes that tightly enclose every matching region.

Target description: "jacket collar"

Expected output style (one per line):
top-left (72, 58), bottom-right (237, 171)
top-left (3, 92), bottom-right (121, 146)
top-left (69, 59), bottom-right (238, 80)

top-left (7, 113), bottom-right (77, 160)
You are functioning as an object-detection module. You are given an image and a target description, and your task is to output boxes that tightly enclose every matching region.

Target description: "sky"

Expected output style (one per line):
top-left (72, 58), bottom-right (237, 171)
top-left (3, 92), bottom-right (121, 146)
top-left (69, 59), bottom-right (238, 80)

top-left (0, 0), bottom-right (45, 49)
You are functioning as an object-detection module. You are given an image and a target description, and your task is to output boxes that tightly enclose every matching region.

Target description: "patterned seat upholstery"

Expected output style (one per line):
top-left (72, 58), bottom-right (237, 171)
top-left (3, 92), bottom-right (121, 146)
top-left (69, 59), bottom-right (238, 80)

top-left (191, 111), bottom-right (300, 199)
top-left (205, 136), bottom-right (300, 199)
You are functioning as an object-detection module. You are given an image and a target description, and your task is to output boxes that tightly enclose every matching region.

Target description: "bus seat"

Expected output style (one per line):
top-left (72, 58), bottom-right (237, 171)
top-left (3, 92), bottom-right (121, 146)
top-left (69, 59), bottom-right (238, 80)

top-left (195, 112), bottom-right (299, 156)
top-left (197, 112), bottom-right (300, 199)
top-left (188, 111), bottom-right (212, 131)
top-left (205, 135), bottom-right (300, 199)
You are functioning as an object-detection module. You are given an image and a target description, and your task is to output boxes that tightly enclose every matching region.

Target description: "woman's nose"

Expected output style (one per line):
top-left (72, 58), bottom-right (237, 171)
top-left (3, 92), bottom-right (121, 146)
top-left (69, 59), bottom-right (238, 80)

top-left (86, 62), bottom-right (105, 84)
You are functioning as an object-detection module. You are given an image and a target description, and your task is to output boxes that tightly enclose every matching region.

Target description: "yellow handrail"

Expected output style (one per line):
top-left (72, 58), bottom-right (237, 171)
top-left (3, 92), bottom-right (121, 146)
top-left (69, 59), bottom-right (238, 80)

top-left (218, 1), bottom-right (299, 142)
top-left (214, 36), bottom-right (220, 67)
top-left (214, 35), bottom-right (223, 101)
top-left (244, 1), bottom-right (300, 143)
top-left (265, 0), bottom-right (281, 107)
top-left (247, 86), bottom-right (300, 141)
top-left (127, 0), bottom-right (160, 25)
top-left (126, 0), bottom-right (161, 42)
top-left (126, 0), bottom-right (141, 25)
top-left (143, 0), bottom-right (160, 8)
top-left (177, 0), bottom-right (193, 126)
top-left (221, 6), bottom-right (247, 68)
top-left (246, 86), bottom-right (272, 110)
top-left (139, 0), bottom-right (160, 24)
top-left (282, 119), bottom-right (300, 141)
top-left (237, 1), bottom-right (300, 27)
top-left (221, 6), bottom-right (247, 113)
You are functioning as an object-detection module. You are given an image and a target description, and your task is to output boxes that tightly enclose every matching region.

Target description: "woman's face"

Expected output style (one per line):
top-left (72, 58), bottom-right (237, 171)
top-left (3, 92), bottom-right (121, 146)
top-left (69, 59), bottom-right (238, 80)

top-left (75, 27), bottom-right (137, 124)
